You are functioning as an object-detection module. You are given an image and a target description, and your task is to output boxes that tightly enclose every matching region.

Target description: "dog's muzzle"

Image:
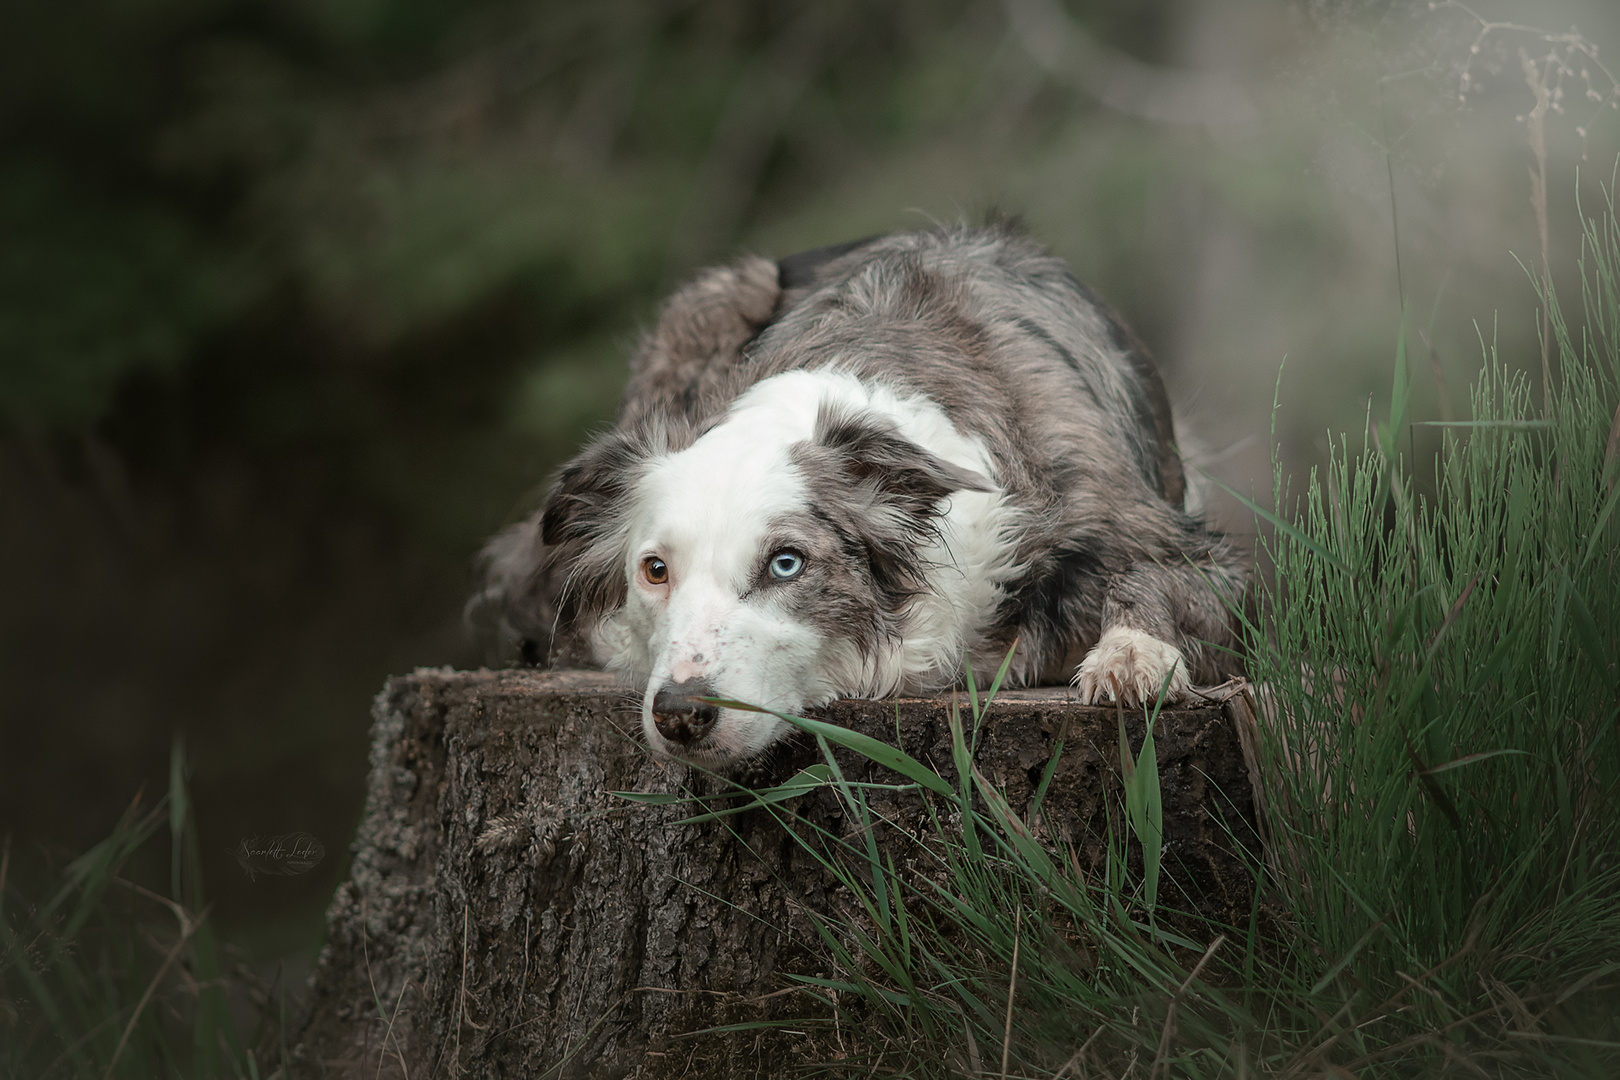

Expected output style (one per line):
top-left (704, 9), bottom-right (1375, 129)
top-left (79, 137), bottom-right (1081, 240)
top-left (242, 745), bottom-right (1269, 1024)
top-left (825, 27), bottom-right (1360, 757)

top-left (650, 678), bottom-right (719, 746)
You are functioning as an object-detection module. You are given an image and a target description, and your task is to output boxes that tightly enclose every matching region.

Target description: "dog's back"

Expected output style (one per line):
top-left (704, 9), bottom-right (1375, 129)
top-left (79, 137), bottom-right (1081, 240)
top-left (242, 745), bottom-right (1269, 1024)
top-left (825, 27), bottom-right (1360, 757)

top-left (622, 226), bottom-right (1183, 506)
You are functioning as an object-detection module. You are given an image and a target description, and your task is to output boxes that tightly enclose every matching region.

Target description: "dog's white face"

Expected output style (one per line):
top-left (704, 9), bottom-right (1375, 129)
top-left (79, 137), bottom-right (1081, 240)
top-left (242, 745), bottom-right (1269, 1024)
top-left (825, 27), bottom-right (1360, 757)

top-left (599, 376), bottom-right (840, 764)
top-left (587, 368), bottom-right (1005, 767)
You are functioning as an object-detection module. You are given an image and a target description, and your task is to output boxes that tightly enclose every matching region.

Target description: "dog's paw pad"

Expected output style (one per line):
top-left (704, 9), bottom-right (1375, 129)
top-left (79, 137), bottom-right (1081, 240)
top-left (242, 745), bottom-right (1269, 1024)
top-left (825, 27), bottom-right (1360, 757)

top-left (1073, 629), bottom-right (1191, 707)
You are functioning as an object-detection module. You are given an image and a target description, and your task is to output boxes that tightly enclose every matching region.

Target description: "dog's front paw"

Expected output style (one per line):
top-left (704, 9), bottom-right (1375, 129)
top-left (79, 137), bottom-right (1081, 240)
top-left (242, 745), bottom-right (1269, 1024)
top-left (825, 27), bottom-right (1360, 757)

top-left (1073, 628), bottom-right (1191, 707)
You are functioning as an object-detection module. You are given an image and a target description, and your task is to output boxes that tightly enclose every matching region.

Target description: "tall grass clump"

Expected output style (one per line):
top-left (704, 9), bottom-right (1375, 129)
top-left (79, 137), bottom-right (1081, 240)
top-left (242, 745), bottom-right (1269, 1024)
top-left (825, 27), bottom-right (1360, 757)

top-left (0, 741), bottom-right (286, 1079)
top-left (1248, 189), bottom-right (1620, 1064)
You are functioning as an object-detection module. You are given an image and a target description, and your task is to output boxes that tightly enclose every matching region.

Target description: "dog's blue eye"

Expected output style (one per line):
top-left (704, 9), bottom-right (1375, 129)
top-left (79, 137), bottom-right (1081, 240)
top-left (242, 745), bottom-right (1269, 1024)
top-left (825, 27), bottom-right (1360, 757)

top-left (767, 550), bottom-right (804, 580)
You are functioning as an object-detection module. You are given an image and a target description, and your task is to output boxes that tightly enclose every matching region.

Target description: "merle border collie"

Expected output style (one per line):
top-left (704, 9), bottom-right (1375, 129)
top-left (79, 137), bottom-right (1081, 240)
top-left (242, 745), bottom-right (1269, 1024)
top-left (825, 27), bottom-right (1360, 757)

top-left (475, 224), bottom-right (1247, 768)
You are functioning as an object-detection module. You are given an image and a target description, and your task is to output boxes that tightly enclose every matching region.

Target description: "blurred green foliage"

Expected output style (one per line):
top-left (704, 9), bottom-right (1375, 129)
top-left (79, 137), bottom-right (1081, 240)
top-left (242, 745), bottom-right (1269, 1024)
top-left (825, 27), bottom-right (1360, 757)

top-left (0, 163), bottom-right (233, 428)
top-left (9, 0), bottom-right (1121, 527)
top-left (6, 0), bottom-right (1606, 491)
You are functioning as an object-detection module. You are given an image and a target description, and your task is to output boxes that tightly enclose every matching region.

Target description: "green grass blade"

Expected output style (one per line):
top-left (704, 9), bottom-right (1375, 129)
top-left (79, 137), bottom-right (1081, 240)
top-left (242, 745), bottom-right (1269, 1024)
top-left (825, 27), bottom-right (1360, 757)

top-left (1421, 749), bottom-right (1533, 776)
top-left (765, 711), bottom-right (958, 798)
top-left (1200, 472), bottom-right (1351, 573)
top-left (669, 765), bottom-right (833, 824)
top-left (1027, 719), bottom-right (1067, 828)
top-left (1309, 914), bottom-right (1391, 995)
top-left (947, 699), bottom-right (984, 864)
top-left (1411, 419), bottom-right (1554, 429)
top-left (610, 790), bottom-right (687, 805)
top-left (981, 639), bottom-right (1020, 714)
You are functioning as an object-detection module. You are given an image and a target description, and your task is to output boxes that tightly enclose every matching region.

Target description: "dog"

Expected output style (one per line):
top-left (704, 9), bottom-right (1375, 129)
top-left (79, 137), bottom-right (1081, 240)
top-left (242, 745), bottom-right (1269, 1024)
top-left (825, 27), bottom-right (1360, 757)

top-left (474, 223), bottom-right (1247, 768)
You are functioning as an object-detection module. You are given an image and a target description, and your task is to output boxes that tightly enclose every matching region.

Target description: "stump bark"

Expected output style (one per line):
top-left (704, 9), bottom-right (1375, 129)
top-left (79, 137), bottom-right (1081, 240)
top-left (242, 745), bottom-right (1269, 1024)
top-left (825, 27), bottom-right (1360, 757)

top-left (292, 669), bottom-right (1261, 1079)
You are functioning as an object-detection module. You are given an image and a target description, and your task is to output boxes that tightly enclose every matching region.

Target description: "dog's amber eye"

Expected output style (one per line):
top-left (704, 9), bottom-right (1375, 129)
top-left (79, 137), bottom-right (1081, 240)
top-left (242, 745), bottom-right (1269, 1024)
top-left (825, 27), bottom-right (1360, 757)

top-left (767, 550), bottom-right (804, 580)
top-left (642, 556), bottom-right (669, 585)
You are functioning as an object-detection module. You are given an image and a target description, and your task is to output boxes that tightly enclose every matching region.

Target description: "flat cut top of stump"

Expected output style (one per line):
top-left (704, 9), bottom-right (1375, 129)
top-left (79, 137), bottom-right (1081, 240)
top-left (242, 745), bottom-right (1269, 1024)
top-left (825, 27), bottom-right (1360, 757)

top-left (294, 668), bottom-right (1262, 1080)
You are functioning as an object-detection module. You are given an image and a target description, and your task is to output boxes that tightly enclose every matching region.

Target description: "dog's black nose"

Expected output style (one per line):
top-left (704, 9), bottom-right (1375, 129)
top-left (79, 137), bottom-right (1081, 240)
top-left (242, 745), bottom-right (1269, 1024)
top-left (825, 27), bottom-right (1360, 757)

top-left (650, 679), bottom-right (719, 745)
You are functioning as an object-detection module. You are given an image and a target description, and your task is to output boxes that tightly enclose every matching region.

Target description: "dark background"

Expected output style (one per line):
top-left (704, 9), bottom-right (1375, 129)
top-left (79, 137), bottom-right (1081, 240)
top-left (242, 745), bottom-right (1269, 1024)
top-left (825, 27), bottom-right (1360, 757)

top-left (3, 0), bottom-right (1615, 988)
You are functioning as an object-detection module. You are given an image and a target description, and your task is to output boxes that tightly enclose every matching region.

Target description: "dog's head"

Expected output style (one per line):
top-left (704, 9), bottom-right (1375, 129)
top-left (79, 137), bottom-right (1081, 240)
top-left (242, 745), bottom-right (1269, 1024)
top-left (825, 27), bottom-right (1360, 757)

top-left (541, 371), bottom-right (992, 767)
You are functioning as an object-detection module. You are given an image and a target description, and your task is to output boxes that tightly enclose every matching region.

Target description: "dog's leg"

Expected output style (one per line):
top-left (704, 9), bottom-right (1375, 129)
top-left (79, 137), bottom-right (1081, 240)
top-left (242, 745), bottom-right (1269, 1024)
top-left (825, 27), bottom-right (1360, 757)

top-left (1073, 556), bottom-right (1244, 706)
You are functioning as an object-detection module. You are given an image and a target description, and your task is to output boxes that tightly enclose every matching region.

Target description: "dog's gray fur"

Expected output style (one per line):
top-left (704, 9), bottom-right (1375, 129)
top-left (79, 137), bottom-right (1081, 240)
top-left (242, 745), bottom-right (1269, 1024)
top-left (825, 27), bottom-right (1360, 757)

top-left (474, 222), bottom-right (1245, 691)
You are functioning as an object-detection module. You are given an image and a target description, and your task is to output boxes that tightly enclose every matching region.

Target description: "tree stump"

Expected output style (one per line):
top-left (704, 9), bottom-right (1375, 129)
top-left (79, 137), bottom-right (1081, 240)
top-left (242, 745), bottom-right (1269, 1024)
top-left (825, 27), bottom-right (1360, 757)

top-left (291, 668), bottom-right (1261, 1079)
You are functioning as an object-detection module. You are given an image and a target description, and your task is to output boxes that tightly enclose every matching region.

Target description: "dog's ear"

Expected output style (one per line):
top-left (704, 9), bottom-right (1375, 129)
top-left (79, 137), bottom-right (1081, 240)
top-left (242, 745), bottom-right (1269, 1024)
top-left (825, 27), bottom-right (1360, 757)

top-left (800, 406), bottom-right (994, 609)
top-left (539, 428), bottom-right (649, 549)
top-left (810, 406), bottom-right (994, 511)
top-left (471, 421), bottom-right (683, 666)
top-left (537, 425), bottom-right (677, 622)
